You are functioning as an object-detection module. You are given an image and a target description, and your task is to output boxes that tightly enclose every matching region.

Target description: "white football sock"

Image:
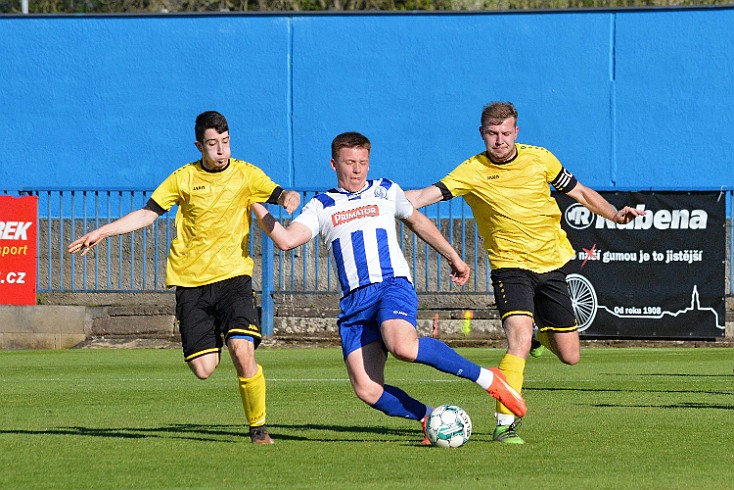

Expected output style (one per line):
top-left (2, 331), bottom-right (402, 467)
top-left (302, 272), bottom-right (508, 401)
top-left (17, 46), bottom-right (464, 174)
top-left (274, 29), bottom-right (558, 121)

top-left (496, 413), bottom-right (515, 426)
top-left (475, 368), bottom-right (494, 390)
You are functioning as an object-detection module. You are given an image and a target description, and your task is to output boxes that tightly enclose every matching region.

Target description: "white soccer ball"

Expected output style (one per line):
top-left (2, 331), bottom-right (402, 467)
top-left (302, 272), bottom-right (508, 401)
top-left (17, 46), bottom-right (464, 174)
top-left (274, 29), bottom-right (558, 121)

top-left (426, 404), bottom-right (472, 448)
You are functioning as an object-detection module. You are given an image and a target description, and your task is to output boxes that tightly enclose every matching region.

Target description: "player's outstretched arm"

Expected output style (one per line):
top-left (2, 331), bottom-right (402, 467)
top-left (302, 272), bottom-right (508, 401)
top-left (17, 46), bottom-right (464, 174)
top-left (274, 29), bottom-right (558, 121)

top-left (68, 208), bottom-right (159, 256)
top-left (252, 202), bottom-right (312, 251)
top-left (566, 182), bottom-right (646, 224)
top-left (402, 209), bottom-right (470, 286)
top-left (405, 185), bottom-right (443, 210)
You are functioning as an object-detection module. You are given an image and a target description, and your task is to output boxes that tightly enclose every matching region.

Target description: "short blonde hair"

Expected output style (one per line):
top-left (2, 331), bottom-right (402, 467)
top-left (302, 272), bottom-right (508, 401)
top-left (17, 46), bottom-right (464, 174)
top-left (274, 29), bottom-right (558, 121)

top-left (481, 102), bottom-right (518, 127)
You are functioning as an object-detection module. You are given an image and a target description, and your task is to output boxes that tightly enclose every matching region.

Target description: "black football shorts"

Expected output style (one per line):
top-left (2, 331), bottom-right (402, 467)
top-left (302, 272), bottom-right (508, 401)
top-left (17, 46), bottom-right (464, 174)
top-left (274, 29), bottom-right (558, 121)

top-left (175, 275), bottom-right (262, 361)
top-left (490, 267), bottom-right (578, 333)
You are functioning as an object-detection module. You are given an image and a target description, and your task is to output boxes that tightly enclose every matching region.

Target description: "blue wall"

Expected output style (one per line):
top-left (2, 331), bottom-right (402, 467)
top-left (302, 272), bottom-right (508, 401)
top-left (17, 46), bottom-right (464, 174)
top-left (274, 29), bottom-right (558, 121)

top-left (1, 8), bottom-right (733, 192)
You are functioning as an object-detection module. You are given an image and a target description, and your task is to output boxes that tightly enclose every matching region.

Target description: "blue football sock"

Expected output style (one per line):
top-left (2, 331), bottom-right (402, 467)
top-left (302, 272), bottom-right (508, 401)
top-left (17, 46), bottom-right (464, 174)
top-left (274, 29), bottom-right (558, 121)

top-left (415, 337), bottom-right (481, 381)
top-left (371, 385), bottom-right (429, 421)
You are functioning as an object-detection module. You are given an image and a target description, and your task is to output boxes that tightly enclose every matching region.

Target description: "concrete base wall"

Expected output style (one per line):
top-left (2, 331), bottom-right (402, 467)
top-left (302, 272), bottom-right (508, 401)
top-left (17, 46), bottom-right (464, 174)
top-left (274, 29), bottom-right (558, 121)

top-left (0, 304), bottom-right (178, 350)
top-left (0, 306), bottom-right (89, 349)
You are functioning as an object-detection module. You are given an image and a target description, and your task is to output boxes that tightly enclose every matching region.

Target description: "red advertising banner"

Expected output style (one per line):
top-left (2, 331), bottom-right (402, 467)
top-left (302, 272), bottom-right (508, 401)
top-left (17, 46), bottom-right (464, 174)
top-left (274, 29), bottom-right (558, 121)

top-left (0, 196), bottom-right (38, 305)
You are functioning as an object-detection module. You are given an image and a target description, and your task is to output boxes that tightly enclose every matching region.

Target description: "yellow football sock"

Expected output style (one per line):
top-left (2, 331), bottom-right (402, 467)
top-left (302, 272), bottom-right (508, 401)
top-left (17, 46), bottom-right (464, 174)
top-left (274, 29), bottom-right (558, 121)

top-left (237, 364), bottom-right (267, 427)
top-left (537, 330), bottom-right (551, 350)
top-left (496, 353), bottom-right (525, 416)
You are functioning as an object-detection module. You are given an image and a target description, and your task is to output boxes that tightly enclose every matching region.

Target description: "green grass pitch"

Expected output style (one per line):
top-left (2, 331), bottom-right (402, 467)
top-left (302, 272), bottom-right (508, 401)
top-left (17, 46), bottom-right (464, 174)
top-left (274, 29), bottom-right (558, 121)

top-left (1, 346), bottom-right (732, 489)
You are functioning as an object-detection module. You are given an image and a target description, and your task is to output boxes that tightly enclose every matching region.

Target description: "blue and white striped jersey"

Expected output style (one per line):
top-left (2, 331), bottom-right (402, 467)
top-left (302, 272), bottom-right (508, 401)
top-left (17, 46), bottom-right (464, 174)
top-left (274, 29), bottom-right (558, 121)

top-left (294, 178), bottom-right (414, 296)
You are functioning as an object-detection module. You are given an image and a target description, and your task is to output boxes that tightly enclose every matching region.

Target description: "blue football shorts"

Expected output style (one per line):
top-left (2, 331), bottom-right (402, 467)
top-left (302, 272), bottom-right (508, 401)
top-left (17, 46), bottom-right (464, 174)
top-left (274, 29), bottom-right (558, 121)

top-left (337, 276), bottom-right (418, 359)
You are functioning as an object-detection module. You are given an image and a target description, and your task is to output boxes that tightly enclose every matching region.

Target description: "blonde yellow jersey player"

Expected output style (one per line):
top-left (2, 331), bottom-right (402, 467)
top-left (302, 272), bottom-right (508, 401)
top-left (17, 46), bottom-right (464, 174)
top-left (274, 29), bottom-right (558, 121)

top-left (406, 102), bottom-right (645, 444)
top-left (68, 111), bottom-right (300, 445)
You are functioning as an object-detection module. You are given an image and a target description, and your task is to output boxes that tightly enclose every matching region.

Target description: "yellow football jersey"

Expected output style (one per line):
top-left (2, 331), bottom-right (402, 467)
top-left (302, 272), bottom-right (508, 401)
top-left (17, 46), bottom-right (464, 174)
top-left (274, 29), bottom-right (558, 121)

top-left (151, 158), bottom-right (279, 287)
top-left (440, 144), bottom-right (575, 273)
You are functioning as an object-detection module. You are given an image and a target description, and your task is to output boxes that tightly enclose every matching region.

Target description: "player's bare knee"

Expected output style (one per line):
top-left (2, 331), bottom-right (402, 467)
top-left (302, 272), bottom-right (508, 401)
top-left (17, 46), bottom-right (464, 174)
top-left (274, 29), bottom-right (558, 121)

top-left (191, 368), bottom-right (213, 380)
top-left (389, 345), bottom-right (416, 362)
top-left (352, 384), bottom-right (381, 405)
top-left (559, 352), bottom-right (580, 365)
top-left (188, 361), bottom-right (216, 379)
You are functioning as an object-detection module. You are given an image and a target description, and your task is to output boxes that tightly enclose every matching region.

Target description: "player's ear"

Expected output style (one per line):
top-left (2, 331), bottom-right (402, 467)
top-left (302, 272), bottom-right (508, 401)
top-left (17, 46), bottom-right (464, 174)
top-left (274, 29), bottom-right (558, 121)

top-left (194, 140), bottom-right (203, 152)
top-left (330, 159), bottom-right (337, 171)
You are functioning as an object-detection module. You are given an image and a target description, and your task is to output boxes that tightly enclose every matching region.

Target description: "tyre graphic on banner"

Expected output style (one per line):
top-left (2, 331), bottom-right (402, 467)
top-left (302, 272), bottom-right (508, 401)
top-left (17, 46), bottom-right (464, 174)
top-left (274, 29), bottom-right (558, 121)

top-left (566, 273), bottom-right (597, 332)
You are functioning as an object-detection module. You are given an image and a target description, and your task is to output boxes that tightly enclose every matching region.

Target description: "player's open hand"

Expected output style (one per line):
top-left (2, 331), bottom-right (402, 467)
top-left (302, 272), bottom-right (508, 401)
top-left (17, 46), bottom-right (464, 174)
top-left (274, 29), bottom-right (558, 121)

top-left (448, 258), bottom-right (470, 286)
top-left (613, 206), bottom-right (646, 224)
top-left (68, 231), bottom-right (104, 256)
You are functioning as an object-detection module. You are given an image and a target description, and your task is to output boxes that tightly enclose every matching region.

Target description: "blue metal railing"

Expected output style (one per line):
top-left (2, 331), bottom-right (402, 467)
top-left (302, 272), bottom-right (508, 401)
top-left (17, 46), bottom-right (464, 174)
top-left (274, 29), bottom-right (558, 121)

top-left (263, 190), bottom-right (493, 295)
top-left (2, 187), bottom-right (732, 336)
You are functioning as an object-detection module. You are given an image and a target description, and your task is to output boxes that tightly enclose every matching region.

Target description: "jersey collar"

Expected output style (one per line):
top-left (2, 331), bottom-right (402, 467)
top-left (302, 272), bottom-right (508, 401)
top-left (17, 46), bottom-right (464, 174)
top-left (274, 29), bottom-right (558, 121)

top-left (484, 145), bottom-right (519, 165)
top-left (334, 180), bottom-right (372, 196)
top-left (199, 158), bottom-right (231, 173)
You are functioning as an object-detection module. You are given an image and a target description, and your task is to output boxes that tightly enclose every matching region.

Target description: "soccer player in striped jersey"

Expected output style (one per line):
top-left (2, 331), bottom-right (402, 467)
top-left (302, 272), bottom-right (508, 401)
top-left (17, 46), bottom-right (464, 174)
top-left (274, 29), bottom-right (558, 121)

top-left (406, 101), bottom-right (645, 443)
top-left (68, 111), bottom-right (301, 444)
top-left (252, 131), bottom-right (526, 444)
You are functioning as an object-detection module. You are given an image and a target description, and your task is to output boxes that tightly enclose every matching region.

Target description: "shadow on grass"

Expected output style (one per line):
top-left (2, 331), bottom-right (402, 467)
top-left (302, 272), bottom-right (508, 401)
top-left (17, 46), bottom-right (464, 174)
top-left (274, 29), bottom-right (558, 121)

top-left (642, 373), bottom-right (734, 378)
top-left (0, 422), bottom-right (428, 443)
top-left (525, 384), bottom-right (732, 410)
top-left (268, 423), bottom-right (424, 442)
top-left (0, 425), bottom-right (241, 442)
top-left (526, 386), bottom-right (733, 396)
top-left (592, 402), bottom-right (734, 410)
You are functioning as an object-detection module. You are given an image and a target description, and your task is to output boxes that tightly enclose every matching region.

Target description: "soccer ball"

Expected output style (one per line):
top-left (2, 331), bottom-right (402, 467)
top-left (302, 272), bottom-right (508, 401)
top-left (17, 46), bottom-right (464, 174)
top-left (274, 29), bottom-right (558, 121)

top-left (426, 404), bottom-right (472, 448)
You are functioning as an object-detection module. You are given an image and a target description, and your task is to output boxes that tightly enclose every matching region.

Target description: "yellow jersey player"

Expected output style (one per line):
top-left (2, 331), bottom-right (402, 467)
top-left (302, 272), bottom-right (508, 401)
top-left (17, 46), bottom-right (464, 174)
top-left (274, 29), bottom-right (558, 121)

top-left (406, 101), bottom-right (644, 444)
top-left (68, 111), bottom-right (300, 444)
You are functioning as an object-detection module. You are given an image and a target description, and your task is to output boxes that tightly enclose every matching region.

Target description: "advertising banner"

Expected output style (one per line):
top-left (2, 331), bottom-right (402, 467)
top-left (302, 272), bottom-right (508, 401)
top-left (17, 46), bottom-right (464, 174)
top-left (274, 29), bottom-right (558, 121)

top-left (556, 191), bottom-right (725, 338)
top-left (0, 196), bottom-right (38, 305)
